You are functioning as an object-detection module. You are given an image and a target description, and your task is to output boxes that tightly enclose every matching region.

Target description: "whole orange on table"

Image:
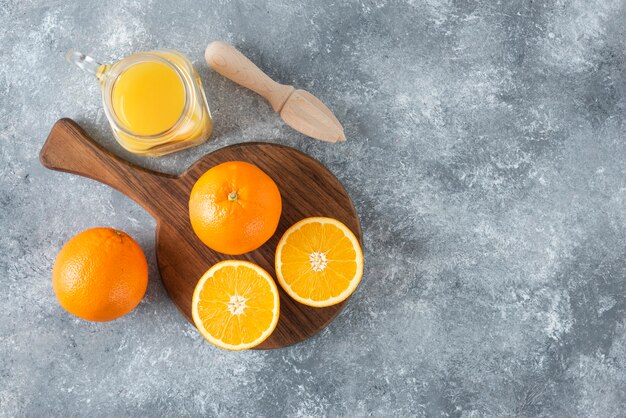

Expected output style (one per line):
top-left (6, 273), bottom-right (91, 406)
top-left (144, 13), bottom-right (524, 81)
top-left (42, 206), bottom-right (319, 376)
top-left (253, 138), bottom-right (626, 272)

top-left (52, 227), bottom-right (148, 322)
top-left (188, 161), bottom-right (282, 255)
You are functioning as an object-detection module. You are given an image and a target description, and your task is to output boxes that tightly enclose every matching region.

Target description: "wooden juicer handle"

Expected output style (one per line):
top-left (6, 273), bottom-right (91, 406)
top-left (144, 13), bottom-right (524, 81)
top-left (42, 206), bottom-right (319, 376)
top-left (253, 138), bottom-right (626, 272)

top-left (205, 41), bottom-right (295, 113)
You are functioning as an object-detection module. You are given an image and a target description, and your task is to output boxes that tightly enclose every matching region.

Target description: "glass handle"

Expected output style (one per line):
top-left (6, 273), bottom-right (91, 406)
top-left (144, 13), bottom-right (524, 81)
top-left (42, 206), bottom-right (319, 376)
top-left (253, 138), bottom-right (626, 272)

top-left (65, 49), bottom-right (107, 81)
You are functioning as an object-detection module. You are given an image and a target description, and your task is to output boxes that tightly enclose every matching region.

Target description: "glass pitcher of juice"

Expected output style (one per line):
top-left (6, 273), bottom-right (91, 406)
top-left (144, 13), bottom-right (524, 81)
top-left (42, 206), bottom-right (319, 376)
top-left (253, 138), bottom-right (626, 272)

top-left (66, 49), bottom-right (213, 156)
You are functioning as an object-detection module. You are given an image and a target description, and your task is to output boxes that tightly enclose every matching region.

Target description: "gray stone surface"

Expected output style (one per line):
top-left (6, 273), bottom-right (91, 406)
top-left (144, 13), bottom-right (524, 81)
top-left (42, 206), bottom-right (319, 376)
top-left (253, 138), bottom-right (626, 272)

top-left (1, 0), bottom-right (625, 416)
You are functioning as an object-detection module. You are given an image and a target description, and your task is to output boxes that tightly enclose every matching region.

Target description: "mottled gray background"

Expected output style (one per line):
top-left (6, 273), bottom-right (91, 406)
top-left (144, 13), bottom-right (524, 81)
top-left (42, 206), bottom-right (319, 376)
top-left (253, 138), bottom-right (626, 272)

top-left (1, 0), bottom-right (625, 416)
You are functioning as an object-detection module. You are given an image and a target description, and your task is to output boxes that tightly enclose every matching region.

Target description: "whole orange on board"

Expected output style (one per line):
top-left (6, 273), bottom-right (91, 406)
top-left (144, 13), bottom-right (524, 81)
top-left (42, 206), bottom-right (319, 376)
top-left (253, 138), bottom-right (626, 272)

top-left (188, 161), bottom-right (282, 255)
top-left (52, 228), bottom-right (148, 322)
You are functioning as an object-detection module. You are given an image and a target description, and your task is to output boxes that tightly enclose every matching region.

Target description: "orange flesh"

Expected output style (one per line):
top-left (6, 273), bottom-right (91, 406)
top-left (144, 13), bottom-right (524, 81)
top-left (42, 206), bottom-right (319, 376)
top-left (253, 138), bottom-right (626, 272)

top-left (279, 222), bottom-right (359, 302)
top-left (194, 263), bottom-right (278, 348)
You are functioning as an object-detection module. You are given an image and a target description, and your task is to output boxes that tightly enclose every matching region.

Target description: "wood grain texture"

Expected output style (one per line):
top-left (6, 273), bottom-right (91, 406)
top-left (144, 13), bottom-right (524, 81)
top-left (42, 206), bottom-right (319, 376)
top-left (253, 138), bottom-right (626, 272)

top-left (40, 119), bottom-right (362, 349)
top-left (280, 89), bottom-right (346, 143)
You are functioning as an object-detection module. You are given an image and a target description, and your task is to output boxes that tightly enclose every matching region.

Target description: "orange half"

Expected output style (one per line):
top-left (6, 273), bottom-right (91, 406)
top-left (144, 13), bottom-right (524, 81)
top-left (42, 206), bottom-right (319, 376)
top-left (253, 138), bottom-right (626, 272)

top-left (275, 217), bottom-right (363, 307)
top-left (191, 260), bottom-right (280, 350)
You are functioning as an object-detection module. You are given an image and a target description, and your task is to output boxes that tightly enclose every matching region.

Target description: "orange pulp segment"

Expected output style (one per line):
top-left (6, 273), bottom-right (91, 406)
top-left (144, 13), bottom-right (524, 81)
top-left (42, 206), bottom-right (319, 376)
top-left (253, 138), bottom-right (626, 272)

top-left (275, 217), bottom-right (363, 308)
top-left (191, 260), bottom-right (279, 350)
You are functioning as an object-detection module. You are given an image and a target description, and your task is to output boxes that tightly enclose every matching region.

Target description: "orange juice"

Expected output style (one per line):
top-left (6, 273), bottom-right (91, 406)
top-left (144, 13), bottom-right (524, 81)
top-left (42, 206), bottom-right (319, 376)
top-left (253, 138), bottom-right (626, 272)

top-left (112, 61), bottom-right (186, 136)
top-left (66, 49), bottom-right (212, 156)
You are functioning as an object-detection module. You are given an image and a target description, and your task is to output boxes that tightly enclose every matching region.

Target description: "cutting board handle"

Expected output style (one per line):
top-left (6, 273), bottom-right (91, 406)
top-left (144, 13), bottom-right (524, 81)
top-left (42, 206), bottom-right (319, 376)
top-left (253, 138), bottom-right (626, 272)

top-left (205, 41), bottom-right (295, 113)
top-left (39, 119), bottom-right (178, 219)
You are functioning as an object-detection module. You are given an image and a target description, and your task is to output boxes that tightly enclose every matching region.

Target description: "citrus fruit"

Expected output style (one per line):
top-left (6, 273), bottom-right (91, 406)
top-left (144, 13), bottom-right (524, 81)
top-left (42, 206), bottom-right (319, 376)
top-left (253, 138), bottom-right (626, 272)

top-left (52, 228), bottom-right (148, 322)
top-left (188, 161), bottom-right (282, 255)
top-left (275, 217), bottom-right (363, 308)
top-left (192, 260), bottom-right (280, 351)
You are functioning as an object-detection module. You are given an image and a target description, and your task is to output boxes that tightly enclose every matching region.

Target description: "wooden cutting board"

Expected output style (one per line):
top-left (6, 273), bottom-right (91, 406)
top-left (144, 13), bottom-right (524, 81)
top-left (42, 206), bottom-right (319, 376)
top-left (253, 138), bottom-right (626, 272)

top-left (40, 119), bottom-right (362, 349)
